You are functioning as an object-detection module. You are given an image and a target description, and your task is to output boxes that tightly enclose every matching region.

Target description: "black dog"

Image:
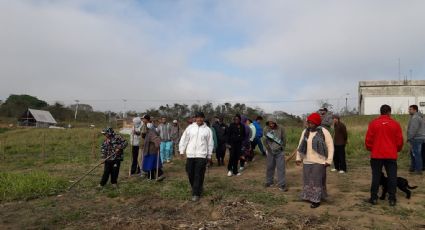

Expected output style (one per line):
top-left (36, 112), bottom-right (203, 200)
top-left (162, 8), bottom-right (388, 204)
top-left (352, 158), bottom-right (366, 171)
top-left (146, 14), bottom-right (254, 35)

top-left (380, 172), bottom-right (417, 200)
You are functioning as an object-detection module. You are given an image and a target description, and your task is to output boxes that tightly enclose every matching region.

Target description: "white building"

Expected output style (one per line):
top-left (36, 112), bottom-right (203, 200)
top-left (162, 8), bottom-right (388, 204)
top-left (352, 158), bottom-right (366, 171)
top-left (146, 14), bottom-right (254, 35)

top-left (359, 80), bottom-right (425, 115)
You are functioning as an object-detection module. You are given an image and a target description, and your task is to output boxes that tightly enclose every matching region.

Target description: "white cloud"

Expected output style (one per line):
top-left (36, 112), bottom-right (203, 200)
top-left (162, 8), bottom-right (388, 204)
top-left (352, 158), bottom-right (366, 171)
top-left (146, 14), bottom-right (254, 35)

top-left (1, 0), bottom-right (424, 115)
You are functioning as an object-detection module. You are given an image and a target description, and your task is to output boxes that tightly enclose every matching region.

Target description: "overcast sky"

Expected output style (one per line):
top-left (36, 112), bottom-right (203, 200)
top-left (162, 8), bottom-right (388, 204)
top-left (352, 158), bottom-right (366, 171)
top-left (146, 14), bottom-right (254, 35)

top-left (1, 0), bottom-right (424, 115)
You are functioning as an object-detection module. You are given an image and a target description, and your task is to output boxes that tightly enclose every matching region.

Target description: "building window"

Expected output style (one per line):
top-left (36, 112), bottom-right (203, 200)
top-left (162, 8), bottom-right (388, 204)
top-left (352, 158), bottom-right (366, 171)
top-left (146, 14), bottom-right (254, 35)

top-left (420, 102), bottom-right (425, 107)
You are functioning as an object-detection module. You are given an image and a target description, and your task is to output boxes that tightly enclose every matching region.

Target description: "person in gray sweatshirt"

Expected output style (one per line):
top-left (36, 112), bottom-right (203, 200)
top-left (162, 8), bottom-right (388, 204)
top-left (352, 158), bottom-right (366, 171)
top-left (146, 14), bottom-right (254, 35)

top-left (157, 117), bottom-right (173, 163)
top-left (319, 108), bottom-right (333, 130)
top-left (263, 116), bottom-right (287, 191)
top-left (407, 105), bottom-right (425, 174)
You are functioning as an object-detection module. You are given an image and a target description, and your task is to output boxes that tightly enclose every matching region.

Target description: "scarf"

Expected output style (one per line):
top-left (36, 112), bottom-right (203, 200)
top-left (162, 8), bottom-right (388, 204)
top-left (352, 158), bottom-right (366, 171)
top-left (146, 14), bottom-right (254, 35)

top-left (298, 127), bottom-right (328, 158)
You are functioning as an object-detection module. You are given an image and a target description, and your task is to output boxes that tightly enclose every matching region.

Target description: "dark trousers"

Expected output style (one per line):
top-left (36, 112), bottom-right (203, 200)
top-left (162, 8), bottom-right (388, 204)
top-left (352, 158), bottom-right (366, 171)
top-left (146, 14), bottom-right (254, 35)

top-left (422, 143), bottom-right (425, 170)
top-left (131, 146), bottom-right (141, 174)
top-left (216, 142), bottom-right (226, 163)
top-left (333, 145), bottom-right (347, 172)
top-left (186, 158), bottom-right (207, 196)
top-left (252, 137), bottom-right (266, 155)
top-left (100, 160), bottom-right (121, 186)
top-left (148, 169), bottom-right (163, 180)
top-left (370, 159), bottom-right (397, 201)
top-left (228, 143), bottom-right (241, 174)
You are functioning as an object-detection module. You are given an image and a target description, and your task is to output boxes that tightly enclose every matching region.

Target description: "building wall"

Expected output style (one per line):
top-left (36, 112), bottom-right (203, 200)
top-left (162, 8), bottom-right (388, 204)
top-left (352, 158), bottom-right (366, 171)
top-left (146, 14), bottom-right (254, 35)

top-left (359, 80), bottom-right (425, 115)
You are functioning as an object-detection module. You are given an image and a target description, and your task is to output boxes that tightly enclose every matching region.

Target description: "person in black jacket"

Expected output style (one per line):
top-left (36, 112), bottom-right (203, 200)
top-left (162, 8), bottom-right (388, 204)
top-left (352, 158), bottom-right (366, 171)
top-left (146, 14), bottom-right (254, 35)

top-left (212, 115), bottom-right (228, 166)
top-left (227, 114), bottom-right (246, 176)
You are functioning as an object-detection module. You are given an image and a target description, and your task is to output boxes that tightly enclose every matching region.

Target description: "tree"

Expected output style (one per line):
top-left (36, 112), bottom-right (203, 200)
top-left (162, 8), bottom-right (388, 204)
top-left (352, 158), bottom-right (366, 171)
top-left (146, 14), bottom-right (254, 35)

top-left (0, 94), bottom-right (48, 117)
top-left (317, 100), bottom-right (334, 111)
top-left (46, 102), bottom-right (73, 121)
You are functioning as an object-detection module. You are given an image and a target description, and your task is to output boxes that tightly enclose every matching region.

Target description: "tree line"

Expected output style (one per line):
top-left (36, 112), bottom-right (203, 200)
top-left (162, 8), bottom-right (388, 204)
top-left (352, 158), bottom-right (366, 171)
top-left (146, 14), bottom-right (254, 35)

top-left (0, 94), bottom-right (303, 126)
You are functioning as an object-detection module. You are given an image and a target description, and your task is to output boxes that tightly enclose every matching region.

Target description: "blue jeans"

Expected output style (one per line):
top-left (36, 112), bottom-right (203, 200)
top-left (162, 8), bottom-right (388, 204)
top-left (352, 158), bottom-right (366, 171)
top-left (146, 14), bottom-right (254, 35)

top-left (252, 137), bottom-right (266, 155)
top-left (160, 141), bottom-right (173, 163)
top-left (410, 139), bottom-right (424, 172)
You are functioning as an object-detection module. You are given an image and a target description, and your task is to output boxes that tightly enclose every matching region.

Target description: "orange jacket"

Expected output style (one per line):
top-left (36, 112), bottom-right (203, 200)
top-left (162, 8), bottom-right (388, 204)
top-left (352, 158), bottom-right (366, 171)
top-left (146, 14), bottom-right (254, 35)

top-left (365, 115), bottom-right (403, 159)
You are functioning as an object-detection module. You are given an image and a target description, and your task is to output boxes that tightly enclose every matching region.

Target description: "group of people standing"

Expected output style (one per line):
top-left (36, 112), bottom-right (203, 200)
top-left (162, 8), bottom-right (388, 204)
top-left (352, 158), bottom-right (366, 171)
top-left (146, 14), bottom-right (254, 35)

top-left (96, 103), bottom-right (423, 208)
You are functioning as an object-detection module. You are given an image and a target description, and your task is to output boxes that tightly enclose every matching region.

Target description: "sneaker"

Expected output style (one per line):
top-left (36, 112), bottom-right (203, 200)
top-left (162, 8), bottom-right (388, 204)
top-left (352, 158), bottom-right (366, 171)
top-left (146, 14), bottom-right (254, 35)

top-left (279, 186), bottom-right (288, 192)
top-left (264, 183), bottom-right (273, 188)
top-left (227, 171), bottom-right (233, 177)
top-left (166, 160), bottom-right (171, 163)
top-left (330, 168), bottom-right (337, 172)
top-left (239, 167), bottom-right (244, 172)
top-left (310, 202), bottom-right (320, 208)
top-left (236, 173), bottom-right (242, 176)
top-left (191, 196), bottom-right (200, 202)
top-left (389, 200), bottom-right (396, 206)
top-left (111, 184), bottom-right (118, 189)
top-left (338, 170), bottom-right (346, 174)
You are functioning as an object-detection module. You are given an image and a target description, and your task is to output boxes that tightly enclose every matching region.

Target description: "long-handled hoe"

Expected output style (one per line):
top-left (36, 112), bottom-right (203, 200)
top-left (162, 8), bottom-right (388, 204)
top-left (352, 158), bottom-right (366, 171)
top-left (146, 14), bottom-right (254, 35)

top-left (68, 154), bottom-right (114, 191)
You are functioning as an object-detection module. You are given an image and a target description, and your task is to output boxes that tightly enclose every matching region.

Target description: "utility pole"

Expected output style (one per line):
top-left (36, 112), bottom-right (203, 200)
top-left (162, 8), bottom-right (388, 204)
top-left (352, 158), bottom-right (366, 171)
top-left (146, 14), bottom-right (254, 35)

top-left (345, 93), bottom-right (350, 114)
top-left (74, 100), bottom-right (80, 121)
top-left (122, 99), bottom-right (127, 119)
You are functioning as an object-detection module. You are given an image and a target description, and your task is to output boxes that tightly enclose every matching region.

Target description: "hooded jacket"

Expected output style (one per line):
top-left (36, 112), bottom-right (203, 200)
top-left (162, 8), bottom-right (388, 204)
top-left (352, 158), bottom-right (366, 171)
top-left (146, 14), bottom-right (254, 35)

top-left (253, 120), bottom-right (263, 138)
top-left (101, 134), bottom-right (128, 161)
top-left (263, 125), bottom-right (286, 154)
top-left (241, 116), bottom-right (252, 146)
top-left (212, 121), bottom-right (228, 144)
top-left (179, 122), bottom-right (214, 159)
top-left (227, 122), bottom-right (246, 146)
top-left (407, 111), bottom-right (425, 142)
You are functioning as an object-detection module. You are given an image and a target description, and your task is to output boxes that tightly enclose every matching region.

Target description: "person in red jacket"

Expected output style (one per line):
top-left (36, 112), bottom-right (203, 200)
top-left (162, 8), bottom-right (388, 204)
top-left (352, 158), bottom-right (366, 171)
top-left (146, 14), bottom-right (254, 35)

top-left (365, 104), bottom-right (403, 206)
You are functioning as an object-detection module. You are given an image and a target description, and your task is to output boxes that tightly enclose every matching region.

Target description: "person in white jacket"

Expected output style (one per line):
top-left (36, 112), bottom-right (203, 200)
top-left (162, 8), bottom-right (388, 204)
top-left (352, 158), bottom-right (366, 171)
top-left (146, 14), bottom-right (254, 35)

top-left (179, 112), bottom-right (214, 202)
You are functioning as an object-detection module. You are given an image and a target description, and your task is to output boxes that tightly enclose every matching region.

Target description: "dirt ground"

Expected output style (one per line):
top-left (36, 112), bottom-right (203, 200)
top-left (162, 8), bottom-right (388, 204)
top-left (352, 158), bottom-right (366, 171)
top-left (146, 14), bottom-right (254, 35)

top-left (1, 154), bottom-right (425, 230)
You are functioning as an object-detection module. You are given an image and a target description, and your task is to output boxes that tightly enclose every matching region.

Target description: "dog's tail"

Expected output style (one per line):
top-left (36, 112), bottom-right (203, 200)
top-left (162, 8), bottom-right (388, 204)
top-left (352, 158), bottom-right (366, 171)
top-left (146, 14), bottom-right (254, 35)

top-left (407, 184), bottom-right (418, 189)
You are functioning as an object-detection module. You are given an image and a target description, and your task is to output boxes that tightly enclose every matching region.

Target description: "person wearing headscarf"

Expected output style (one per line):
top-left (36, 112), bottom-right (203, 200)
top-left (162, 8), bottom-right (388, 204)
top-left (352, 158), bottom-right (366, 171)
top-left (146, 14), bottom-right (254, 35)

top-left (296, 113), bottom-right (334, 208)
top-left (130, 117), bottom-right (142, 175)
top-left (141, 114), bottom-right (164, 180)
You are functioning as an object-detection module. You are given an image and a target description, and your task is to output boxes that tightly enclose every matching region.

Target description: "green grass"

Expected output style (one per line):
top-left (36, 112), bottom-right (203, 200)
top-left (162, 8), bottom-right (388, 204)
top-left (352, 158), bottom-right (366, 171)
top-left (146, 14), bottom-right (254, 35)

top-left (0, 171), bottom-right (67, 201)
top-left (0, 115), bottom-right (420, 229)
